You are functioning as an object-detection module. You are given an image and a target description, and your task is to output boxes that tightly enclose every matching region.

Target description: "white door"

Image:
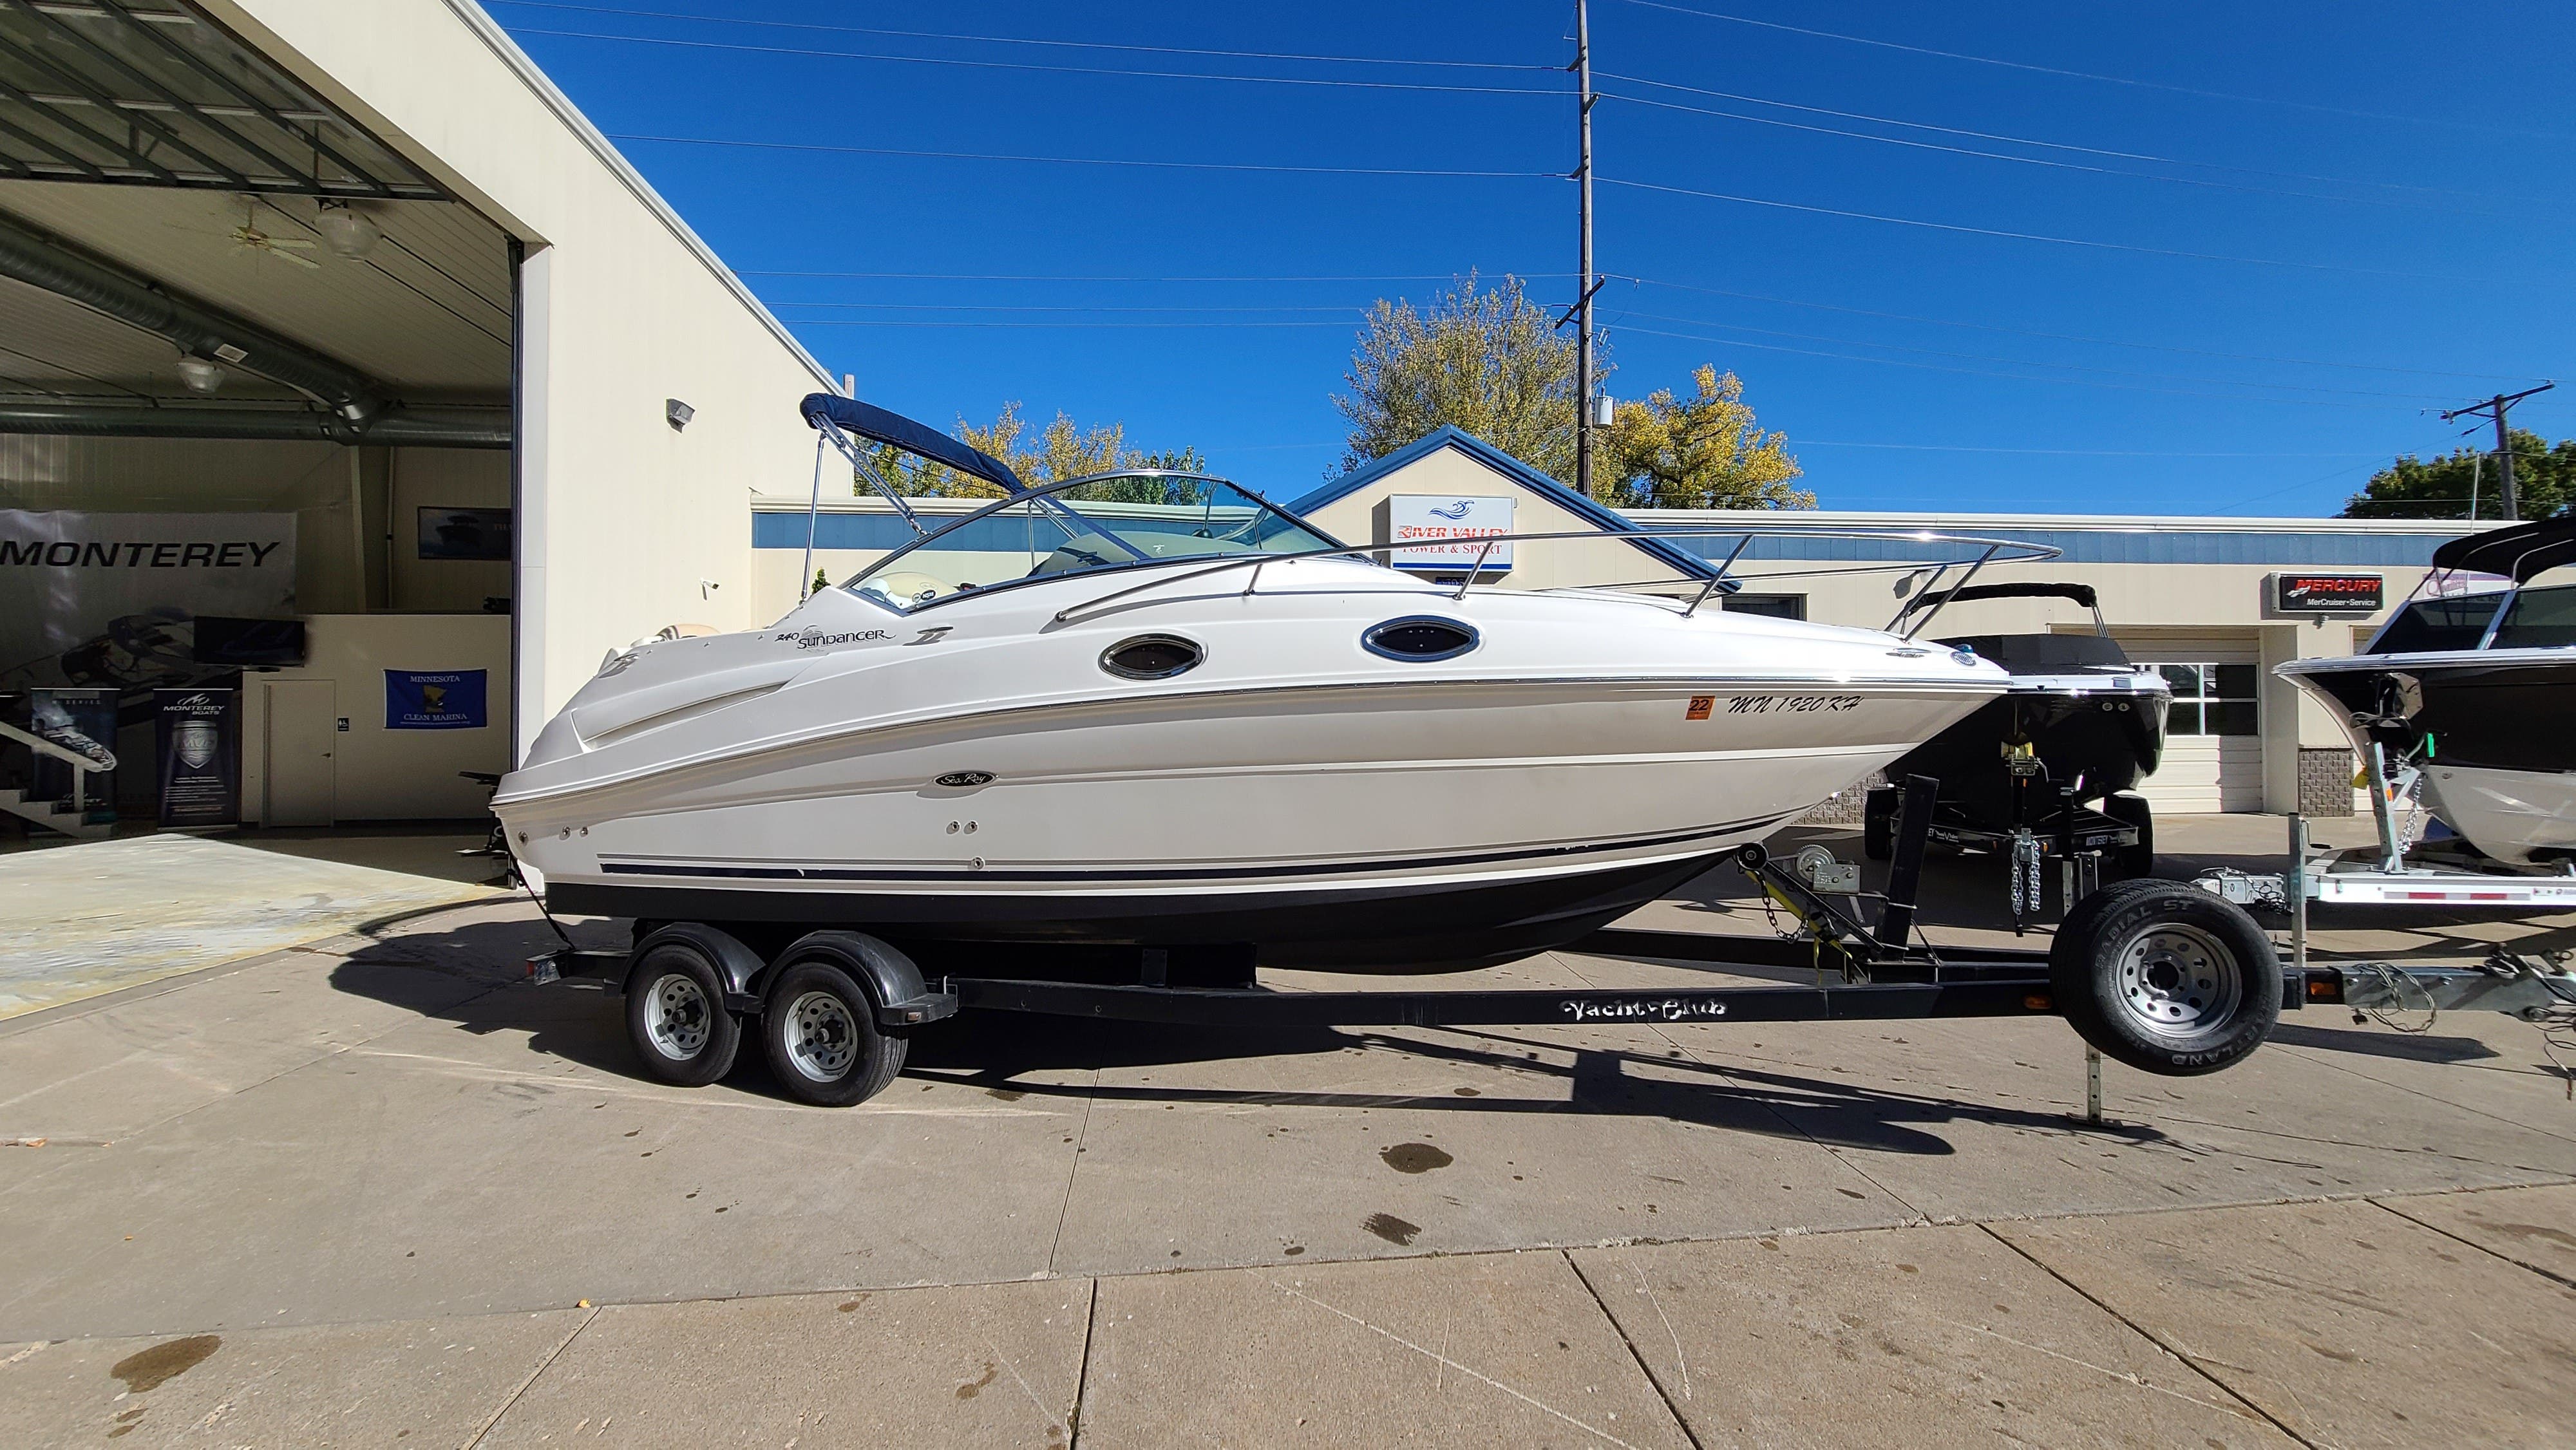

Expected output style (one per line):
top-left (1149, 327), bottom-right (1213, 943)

top-left (2114, 639), bottom-right (2264, 814)
top-left (263, 680), bottom-right (336, 827)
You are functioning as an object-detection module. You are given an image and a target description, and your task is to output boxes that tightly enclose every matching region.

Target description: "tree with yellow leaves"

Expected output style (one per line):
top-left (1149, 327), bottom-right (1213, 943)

top-left (857, 402), bottom-right (1202, 502)
top-left (1601, 364), bottom-right (1809, 510)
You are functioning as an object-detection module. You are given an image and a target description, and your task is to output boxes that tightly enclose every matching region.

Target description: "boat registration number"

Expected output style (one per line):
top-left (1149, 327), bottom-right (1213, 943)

top-left (1698, 694), bottom-right (1864, 717)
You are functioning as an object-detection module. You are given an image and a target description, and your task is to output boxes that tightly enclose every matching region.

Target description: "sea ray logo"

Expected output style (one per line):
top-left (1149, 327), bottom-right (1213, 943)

top-left (1428, 500), bottom-right (1476, 520)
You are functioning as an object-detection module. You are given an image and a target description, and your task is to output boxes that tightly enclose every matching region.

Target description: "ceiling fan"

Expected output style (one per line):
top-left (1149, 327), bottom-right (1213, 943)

top-left (224, 215), bottom-right (319, 270)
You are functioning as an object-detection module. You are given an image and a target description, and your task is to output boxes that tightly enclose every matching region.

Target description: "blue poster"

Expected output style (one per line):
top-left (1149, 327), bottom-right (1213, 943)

top-left (384, 669), bottom-right (488, 730)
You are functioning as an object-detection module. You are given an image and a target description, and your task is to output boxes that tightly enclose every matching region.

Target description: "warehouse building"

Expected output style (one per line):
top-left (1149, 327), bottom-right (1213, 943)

top-left (0, 0), bottom-right (831, 836)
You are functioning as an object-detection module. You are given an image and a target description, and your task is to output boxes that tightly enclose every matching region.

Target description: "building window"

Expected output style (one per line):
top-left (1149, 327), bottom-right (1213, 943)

top-left (2153, 663), bottom-right (2257, 736)
top-left (1726, 592), bottom-right (1806, 621)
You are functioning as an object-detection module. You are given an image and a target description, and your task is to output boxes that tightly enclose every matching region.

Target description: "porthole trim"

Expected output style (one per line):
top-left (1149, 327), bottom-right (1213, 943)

top-left (1362, 616), bottom-right (1481, 663)
top-left (1100, 633), bottom-right (1205, 681)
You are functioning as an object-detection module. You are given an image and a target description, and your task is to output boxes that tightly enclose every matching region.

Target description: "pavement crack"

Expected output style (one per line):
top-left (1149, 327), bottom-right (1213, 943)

top-left (1978, 1223), bottom-right (2324, 1449)
top-left (1044, 1067), bottom-right (1101, 1278)
top-left (1565, 1250), bottom-right (1706, 1450)
top-left (1265, 1276), bottom-right (1650, 1448)
top-left (463, 1301), bottom-right (597, 1449)
top-left (2367, 1194), bottom-right (2576, 1290)
top-left (1068, 1277), bottom-right (1100, 1450)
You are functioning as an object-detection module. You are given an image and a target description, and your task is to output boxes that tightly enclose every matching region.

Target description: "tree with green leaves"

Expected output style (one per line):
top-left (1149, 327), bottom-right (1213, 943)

top-left (1331, 273), bottom-right (1591, 482)
top-left (2341, 430), bottom-right (2574, 519)
top-left (1600, 364), bottom-right (1809, 509)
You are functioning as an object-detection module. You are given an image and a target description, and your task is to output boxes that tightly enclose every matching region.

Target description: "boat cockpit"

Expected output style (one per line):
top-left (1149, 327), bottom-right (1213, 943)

top-left (842, 471), bottom-right (1345, 613)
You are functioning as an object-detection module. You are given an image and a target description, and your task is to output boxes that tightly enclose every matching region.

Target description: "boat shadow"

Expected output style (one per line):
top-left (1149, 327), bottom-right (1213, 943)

top-left (907, 1015), bottom-right (2161, 1157)
top-left (323, 916), bottom-right (2152, 1154)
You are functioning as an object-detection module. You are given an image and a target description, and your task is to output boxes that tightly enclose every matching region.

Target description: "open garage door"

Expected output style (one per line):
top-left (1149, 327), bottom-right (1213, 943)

top-left (0, 1), bottom-right (516, 835)
top-left (2110, 630), bottom-right (2264, 813)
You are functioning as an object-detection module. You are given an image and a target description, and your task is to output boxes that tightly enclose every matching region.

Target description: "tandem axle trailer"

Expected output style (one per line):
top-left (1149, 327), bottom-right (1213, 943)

top-left (527, 777), bottom-right (2332, 1108)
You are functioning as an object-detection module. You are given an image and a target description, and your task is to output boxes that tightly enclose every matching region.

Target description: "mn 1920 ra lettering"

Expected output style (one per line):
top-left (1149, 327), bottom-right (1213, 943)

top-left (1727, 695), bottom-right (1862, 715)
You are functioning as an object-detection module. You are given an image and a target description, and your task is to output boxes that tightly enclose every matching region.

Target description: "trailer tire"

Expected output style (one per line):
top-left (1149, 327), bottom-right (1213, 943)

top-left (2105, 792), bottom-right (2154, 878)
top-left (624, 931), bottom-right (743, 1087)
top-left (1862, 786), bottom-right (1899, 862)
top-left (2050, 880), bottom-right (2277, 1076)
top-left (759, 961), bottom-right (907, 1107)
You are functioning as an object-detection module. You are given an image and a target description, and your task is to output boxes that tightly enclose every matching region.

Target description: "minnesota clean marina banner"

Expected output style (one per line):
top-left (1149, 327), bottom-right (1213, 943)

top-left (0, 511), bottom-right (295, 688)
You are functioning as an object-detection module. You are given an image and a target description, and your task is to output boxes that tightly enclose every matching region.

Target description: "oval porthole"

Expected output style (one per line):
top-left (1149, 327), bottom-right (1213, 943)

top-left (1101, 634), bottom-right (1204, 681)
top-left (1363, 616), bottom-right (1480, 662)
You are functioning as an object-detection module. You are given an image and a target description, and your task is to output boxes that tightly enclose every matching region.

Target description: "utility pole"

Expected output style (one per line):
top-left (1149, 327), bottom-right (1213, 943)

top-left (1573, 0), bottom-right (1596, 499)
top-left (2441, 381), bottom-right (2554, 521)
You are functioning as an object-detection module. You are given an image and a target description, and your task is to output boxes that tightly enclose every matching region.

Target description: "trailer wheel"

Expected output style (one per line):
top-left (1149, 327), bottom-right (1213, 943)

top-left (1862, 786), bottom-right (1899, 862)
top-left (2050, 880), bottom-right (2278, 1076)
top-left (2105, 792), bottom-right (2154, 878)
top-left (625, 934), bottom-right (743, 1087)
top-left (759, 961), bottom-right (907, 1107)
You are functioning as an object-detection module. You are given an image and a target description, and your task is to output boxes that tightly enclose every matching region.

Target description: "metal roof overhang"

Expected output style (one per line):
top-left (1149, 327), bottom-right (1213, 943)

top-left (0, 0), bottom-right (445, 199)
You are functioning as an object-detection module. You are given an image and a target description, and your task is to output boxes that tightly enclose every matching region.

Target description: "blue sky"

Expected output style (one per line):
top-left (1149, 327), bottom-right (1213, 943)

top-left (491, 1), bottom-right (2570, 516)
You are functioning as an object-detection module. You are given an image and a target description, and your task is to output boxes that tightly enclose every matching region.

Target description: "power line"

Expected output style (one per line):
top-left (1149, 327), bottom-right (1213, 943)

top-left (745, 270), bottom-right (1573, 282)
top-left (1600, 176), bottom-right (2484, 281)
top-left (1795, 442), bottom-right (2387, 457)
top-left (1598, 87), bottom-right (2498, 212)
top-left (1607, 322), bottom-right (2418, 409)
top-left (788, 319), bottom-right (1353, 330)
top-left (487, 1), bottom-right (1557, 72)
top-left (747, 265), bottom-right (2536, 386)
top-left (1596, 72), bottom-right (2491, 201)
top-left (767, 301), bottom-right (1370, 314)
top-left (1606, 0), bottom-right (2572, 140)
top-left (1608, 276), bottom-right (2543, 382)
top-left (507, 25), bottom-right (1566, 96)
top-left (612, 133), bottom-right (1555, 180)
top-left (1605, 308), bottom-right (2458, 400)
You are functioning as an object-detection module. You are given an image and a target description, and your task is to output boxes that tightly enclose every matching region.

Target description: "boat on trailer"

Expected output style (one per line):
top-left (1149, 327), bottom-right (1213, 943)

top-left (500, 394), bottom-right (2297, 1106)
top-left (2277, 513), bottom-right (2576, 869)
top-left (497, 395), bottom-right (2026, 974)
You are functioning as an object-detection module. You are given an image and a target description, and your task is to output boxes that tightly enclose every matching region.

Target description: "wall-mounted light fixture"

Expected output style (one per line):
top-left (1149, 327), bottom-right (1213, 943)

top-left (666, 398), bottom-right (695, 431)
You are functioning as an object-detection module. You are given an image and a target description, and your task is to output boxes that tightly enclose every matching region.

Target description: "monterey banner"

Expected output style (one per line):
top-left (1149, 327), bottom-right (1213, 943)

top-left (0, 511), bottom-right (295, 691)
top-left (154, 687), bottom-right (241, 828)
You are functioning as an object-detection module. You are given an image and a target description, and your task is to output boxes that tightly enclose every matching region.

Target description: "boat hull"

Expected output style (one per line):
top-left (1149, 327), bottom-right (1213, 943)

top-left (1888, 677), bottom-right (2168, 820)
top-left (2278, 651), bottom-right (2576, 864)
top-left (499, 563), bottom-right (2008, 970)
top-left (516, 677), bottom-right (1987, 970)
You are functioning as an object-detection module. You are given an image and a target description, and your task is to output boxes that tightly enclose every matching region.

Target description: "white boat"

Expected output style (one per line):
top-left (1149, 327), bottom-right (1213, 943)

top-left (2277, 514), bottom-right (2576, 867)
top-left (493, 397), bottom-right (2020, 972)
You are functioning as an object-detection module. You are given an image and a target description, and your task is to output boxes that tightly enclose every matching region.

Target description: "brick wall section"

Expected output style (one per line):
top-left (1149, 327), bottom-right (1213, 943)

top-left (2298, 748), bottom-right (2355, 817)
top-left (1801, 771), bottom-right (1886, 825)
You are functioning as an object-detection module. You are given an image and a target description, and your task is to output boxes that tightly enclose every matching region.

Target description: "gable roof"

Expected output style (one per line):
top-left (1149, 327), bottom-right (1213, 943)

top-left (1283, 426), bottom-right (1716, 581)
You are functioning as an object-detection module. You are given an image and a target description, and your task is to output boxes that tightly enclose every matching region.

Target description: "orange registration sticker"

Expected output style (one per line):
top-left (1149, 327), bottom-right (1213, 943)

top-left (1685, 695), bottom-right (1714, 720)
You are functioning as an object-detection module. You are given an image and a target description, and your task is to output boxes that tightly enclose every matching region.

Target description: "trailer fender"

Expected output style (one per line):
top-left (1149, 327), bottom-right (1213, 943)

top-left (773, 930), bottom-right (960, 1028)
top-left (627, 922), bottom-right (766, 1014)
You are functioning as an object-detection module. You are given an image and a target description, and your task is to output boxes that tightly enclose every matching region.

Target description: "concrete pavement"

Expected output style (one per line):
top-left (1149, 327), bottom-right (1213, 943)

top-left (2, 814), bottom-right (2572, 1444)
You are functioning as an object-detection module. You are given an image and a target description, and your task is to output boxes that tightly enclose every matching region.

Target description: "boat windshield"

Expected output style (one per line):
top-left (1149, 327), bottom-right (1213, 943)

top-left (2369, 579), bottom-right (2576, 654)
top-left (844, 471), bottom-right (1345, 612)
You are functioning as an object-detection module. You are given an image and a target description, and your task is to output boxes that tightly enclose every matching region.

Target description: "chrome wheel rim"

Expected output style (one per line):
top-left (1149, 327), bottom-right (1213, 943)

top-left (644, 974), bottom-right (711, 1060)
top-left (2112, 923), bottom-right (2240, 1039)
top-left (784, 990), bottom-right (859, 1082)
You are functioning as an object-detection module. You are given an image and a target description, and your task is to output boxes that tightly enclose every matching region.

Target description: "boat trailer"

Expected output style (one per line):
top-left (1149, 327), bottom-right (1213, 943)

top-left (2192, 743), bottom-right (2576, 1027)
top-left (521, 771), bottom-right (2572, 1108)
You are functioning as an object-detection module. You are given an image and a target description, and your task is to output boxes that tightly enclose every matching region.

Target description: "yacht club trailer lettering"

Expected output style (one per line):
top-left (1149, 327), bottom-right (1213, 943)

top-left (1562, 997), bottom-right (1731, 1022)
